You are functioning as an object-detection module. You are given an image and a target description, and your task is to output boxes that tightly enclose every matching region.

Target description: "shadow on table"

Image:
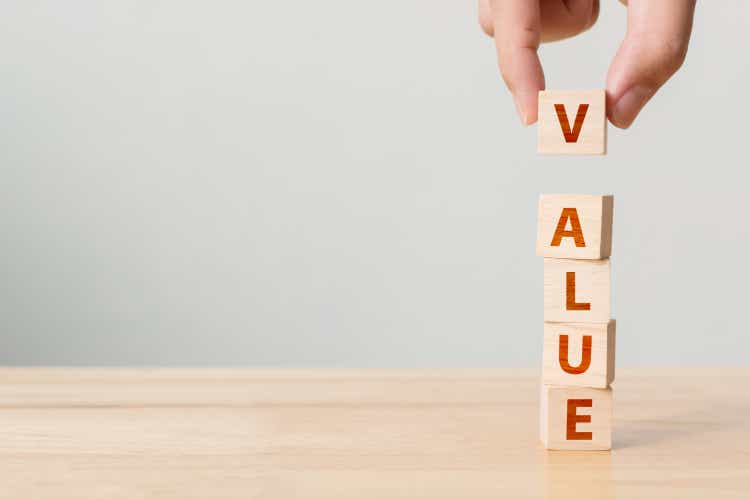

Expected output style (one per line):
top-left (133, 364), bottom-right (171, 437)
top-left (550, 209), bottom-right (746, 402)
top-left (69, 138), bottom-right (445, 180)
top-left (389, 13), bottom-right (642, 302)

top-left (614, 419), bottom-right (722, 449)
top-left (543, 450), bottom-right (613, 500)
top-left (613, 401), bottom-right (728, 450)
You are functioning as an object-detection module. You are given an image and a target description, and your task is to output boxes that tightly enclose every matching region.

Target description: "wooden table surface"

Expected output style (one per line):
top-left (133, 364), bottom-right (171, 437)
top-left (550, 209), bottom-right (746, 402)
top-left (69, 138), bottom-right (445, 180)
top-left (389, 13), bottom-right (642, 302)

top-left (0, 368), bottom-right (748, 499)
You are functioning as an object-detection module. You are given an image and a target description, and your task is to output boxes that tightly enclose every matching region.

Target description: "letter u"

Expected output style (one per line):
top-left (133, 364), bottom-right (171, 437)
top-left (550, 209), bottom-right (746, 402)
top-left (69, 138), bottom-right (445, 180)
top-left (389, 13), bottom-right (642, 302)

top-left (558, 334), bottom-right (592, 374)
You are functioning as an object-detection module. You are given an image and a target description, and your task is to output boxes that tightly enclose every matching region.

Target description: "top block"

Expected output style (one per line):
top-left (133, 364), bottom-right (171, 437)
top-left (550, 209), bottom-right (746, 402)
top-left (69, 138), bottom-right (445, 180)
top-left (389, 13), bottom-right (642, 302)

top-left (538, 90), bottom-right (606, 155)
top-left (536, 194), bottom-right (613, 259)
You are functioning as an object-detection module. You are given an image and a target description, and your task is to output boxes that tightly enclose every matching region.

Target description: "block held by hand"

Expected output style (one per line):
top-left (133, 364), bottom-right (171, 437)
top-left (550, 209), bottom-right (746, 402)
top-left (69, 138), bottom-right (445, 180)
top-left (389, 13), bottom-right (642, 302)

top-left (538, 90), bottom-right (607, 155)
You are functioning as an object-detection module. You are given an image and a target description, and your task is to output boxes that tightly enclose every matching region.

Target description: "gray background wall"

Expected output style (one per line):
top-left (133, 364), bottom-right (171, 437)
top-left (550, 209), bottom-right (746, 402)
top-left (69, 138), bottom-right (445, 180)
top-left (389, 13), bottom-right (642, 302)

top-left (1, 2), bottom-right (746, 366)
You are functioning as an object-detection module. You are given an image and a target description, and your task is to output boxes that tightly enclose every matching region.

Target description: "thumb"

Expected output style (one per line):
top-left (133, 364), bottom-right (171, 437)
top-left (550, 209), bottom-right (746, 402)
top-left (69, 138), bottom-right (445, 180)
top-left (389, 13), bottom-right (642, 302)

top-left (606, 0), bottom-right (696, 129)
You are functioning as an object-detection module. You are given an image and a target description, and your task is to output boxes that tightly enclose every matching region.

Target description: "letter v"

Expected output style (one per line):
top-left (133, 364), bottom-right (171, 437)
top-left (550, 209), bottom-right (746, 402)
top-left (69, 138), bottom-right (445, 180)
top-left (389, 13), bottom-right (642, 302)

top-left (554, 104), bottom-right (589, 143)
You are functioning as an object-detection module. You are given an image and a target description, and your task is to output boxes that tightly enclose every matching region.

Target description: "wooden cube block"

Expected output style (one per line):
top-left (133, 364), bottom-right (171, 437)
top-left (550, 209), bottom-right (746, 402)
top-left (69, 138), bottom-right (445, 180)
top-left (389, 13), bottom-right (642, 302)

top-left (536, 194), bottom-right (613, 260)
top-left (540, 385), bottom-right (612, 450)
top-left (544, 258), bottom-right (610, 323)
top-left (542, 320), bottom-right (615, 389)
top-left (538, 89), bottom-right (606, 155)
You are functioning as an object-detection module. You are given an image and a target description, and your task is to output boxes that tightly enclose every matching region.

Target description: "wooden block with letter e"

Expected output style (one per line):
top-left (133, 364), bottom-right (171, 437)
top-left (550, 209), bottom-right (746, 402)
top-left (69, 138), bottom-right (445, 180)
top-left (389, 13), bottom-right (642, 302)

top-left (540, 385), bottom-right (612, 450)
top-left (542, 320), bottom-right (615, 389)
top-left (536, 194), bottom-right (613, 260)
top-left (538, 89), bottom-right (606, 155)
top-left (544, 258), bottom-right (610, 323)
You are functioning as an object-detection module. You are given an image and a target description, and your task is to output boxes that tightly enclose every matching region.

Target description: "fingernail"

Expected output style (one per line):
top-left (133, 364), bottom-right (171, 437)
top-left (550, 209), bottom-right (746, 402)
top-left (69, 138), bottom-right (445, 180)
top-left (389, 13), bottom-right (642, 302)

top-left (611, 85), bottom-right (655, 128)
top-left (513, 94), bottom-right (530, 126)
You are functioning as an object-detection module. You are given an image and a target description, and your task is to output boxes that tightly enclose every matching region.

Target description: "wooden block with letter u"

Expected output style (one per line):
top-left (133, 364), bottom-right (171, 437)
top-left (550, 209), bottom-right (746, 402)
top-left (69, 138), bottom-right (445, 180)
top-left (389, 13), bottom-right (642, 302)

top-left (540, 385), bottom-right (613, 450)
top-left (542, 320), bottom-right (615, 389)
top-left (538, 89), bottom-right (607, 155)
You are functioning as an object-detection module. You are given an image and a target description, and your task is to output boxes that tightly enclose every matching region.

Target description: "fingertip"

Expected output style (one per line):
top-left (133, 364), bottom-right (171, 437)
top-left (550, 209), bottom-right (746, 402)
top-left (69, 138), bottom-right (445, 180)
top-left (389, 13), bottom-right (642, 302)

top-left (605, 0), bottom-right (696, 129)
top-left (607, 85), bottom-right (655, 129)
top-left (478, 0), bottom-right (494, 37)
top-left (513, 90), bottom-right (539, 126)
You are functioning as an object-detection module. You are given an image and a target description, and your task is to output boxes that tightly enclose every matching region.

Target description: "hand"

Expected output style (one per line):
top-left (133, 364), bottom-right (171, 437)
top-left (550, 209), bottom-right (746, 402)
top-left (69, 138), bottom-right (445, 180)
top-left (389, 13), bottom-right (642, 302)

top-left (479, 0), bottom-right (696, 128)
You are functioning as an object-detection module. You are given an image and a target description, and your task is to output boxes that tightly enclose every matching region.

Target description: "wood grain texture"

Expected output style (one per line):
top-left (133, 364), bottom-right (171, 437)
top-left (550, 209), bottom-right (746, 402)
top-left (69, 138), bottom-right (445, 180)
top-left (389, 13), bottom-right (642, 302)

top-left (536, 194), bottom-right (614, 259)
top-left (544, 258), bottom-right (611, 323)
top-left (542, 320), bottom-right (615, 388)
top-left (0, 368), bottom-right (749, 499)
top-left (540, 385), bottom-right (612, 450)
top-left (538, 89), bottom-right (607, 155)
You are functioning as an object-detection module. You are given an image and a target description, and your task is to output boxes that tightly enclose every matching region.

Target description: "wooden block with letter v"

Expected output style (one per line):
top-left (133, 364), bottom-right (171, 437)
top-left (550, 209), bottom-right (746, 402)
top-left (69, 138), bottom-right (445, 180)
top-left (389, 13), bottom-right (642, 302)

top-left (544, 258), bottom-right (610, 323)
top-left (540, 385), bottom-right (612, 450)
top-left (536, 194), bottom-right (613, 260)
top-left (538, 89), bottom-right (606, 155)
top-left (542, 320), bottom-right (615, 389)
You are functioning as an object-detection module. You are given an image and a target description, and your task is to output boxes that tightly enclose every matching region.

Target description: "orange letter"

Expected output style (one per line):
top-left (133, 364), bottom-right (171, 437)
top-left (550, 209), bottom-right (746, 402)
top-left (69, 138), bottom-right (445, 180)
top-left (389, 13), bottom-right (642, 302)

top-left (554, 104), bottom-right (589, 143)
top-left (550, 208), bottom-right (586, 248)
top-left (566, 399), bottom-right (593, 440)
top-left (566, 272), bottom-right (591, 311)
top-left (559, 335), bottom-right (592, 374)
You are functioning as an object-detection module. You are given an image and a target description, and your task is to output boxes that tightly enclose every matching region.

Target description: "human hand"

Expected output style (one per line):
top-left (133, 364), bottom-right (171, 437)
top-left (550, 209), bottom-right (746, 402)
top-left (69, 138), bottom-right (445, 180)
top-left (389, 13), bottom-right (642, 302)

top-left (479, 0), bottom-right (696, 128)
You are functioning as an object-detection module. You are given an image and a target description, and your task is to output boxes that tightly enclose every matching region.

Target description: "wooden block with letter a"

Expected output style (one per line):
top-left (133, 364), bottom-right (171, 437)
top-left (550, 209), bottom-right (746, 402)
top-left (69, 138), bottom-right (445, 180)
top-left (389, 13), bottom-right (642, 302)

top-left (540, 385), bottom-right (612, 450)
top-left (542, 320), bottom-right (615, 389)
top-left (538, 89), bottom-right (606, 155)
top-left (536, 194), bottom-right (613, 260)
top-left (543, 258), bottom-right (610, 323)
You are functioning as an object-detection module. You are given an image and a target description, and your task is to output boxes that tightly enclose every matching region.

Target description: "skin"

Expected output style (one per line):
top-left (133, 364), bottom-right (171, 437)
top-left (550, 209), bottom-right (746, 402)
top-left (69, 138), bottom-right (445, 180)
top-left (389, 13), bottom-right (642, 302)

top-left (479, 0), bottom-right (697, 128)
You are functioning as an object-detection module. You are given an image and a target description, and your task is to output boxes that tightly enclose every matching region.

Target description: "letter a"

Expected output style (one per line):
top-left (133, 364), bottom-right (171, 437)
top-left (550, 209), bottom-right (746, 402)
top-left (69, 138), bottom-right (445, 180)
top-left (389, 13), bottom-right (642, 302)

top-left (550, 208), bottom-right (586, 247)
top-left (554, 104), bottom-right (589, 143)
top-left (559, 335), bottom-right (592, 374)
top-left (566, 272), bottom-right (591, 311)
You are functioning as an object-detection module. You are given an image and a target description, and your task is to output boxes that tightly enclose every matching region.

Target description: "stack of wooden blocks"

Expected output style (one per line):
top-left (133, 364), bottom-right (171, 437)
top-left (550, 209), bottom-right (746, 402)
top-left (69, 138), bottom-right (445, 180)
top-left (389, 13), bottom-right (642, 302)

top-left (536, 90), bottom-right (614, 450)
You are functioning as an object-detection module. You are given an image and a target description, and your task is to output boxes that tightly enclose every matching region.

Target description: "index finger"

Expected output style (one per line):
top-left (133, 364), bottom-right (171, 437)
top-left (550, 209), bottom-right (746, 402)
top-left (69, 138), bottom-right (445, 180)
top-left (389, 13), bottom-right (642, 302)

top-left (491, 0), bottom-right (545, 125)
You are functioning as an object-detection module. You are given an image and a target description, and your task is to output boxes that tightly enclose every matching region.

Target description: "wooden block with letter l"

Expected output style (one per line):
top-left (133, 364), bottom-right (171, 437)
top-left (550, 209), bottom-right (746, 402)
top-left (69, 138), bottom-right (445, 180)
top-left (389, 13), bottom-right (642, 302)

top-left (536, 194), bottom-right (613, 260)
top-left (542, 320), bottom-right (615, 389)
top-left (538, 89), bottom-right (606, 155)
top-left (544, 258), bottom-right (610, 323)
top-left (540, 385), bottom-right (612, 450)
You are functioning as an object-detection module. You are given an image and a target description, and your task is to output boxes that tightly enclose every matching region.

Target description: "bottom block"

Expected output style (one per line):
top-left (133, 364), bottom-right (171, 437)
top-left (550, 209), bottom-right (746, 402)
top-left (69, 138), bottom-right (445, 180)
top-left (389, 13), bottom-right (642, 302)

top-left (540, 385), bottom-right (612, 450)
